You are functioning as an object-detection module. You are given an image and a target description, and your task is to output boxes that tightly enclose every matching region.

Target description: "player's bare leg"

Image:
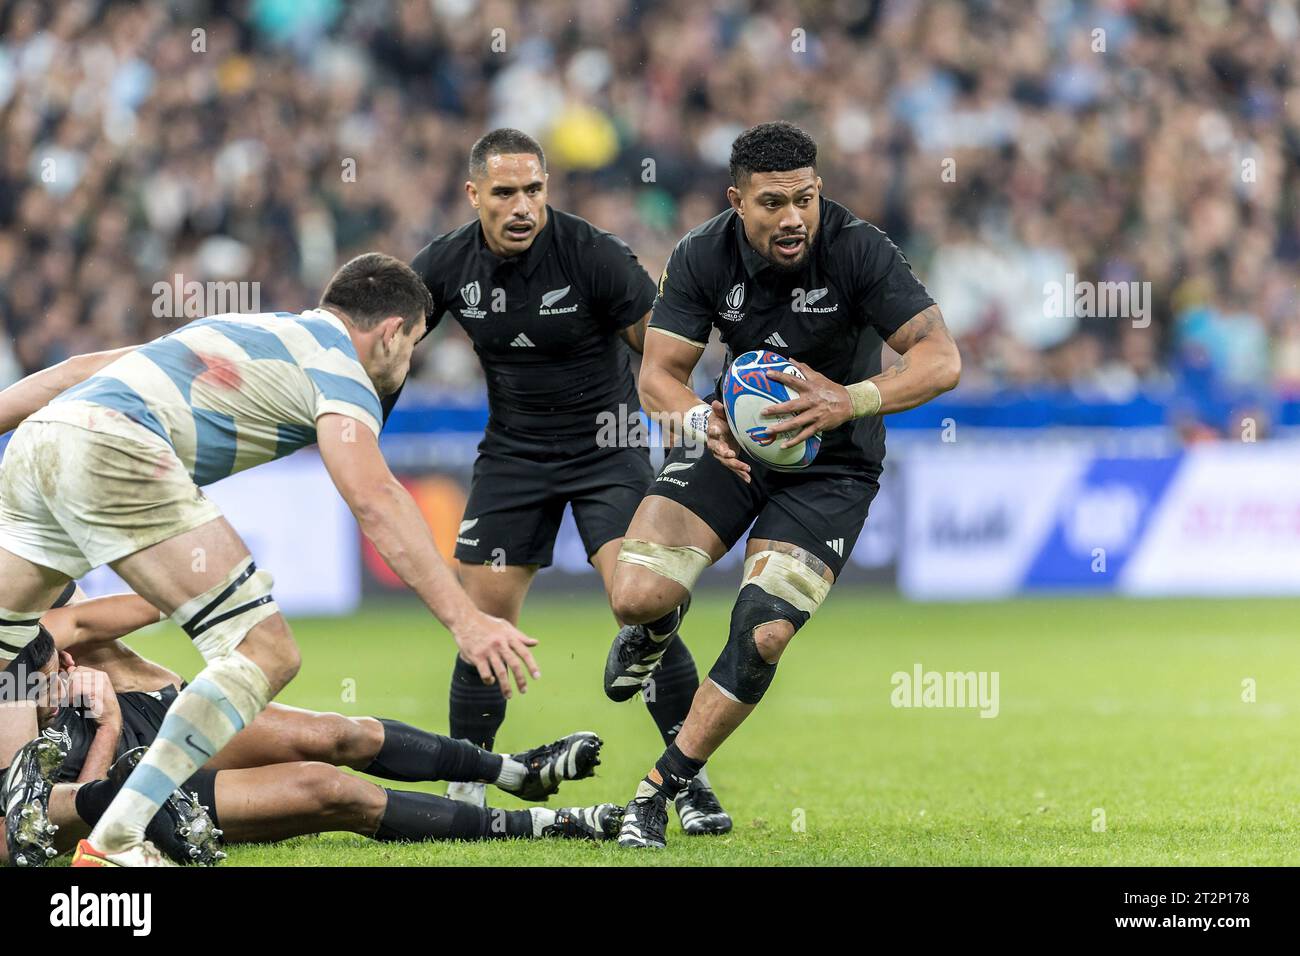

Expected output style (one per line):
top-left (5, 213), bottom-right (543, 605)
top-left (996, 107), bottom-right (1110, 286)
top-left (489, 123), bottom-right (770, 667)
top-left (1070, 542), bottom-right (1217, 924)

top-left (77, 516), bottom-right (297, 865)
top-left (617, 536), bottom-right (833, 848)
top-left (0, 547), bottom-right (71, 765)
top-left (206, 701), bottom-right (600, 801)
top-left (606, 496), bottom-right (725, 700)
top-left (51, 762), bottom-right (621, 853)
top-left (204, 705), bottom-right (386, 771)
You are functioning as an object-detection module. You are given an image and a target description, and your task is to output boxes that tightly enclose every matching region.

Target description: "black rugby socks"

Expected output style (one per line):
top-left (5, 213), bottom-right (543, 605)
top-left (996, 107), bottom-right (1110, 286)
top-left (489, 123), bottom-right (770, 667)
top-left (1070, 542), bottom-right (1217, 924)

top-left (643, 636), bottom-right (700, 745)
top-left (641, 742), bottom-right (705, 800)
top-left (449, 654), bottom-right (507, 751)
top-left (363, 718), bottom-right (503, 784)
top-left (374, 790), bottom-right (532, 841)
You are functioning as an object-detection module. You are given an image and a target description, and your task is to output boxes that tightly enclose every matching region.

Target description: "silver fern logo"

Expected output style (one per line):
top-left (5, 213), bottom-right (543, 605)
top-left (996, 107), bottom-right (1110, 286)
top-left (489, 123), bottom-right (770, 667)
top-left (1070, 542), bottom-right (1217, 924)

top-left (541, 286), bottom-right (571, 308)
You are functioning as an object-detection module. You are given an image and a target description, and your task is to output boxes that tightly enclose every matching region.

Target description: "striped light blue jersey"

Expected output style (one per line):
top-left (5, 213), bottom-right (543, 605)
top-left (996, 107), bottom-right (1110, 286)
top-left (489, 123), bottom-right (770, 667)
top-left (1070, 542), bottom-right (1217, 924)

top-left (34, 309), bottom-right (383, 486)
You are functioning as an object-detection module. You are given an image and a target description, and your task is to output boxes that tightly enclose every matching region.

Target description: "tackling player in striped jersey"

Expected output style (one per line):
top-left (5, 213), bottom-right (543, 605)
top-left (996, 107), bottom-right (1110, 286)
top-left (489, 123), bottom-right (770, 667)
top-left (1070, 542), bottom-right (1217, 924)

top-left (0, 253), bottom-right (540, 866)
top-left (2, 590), bottom-right (615, 867)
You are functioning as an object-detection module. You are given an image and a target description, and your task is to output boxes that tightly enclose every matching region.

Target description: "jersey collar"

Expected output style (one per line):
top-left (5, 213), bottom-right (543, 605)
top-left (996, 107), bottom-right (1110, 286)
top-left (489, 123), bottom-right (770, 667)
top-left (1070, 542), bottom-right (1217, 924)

top-left (735, 213), bottom-right (774, 279)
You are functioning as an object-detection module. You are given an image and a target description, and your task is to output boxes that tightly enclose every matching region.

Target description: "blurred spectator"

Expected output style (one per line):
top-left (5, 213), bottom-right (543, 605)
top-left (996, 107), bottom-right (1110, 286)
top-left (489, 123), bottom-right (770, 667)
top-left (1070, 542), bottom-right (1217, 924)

top-left (1, 0), bottom-right (1297, 440)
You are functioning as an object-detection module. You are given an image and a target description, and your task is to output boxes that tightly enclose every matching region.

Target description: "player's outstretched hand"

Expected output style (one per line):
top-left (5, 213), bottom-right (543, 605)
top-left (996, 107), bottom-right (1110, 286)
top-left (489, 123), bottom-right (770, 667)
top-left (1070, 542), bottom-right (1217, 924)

top-left (763, 360), bottom-right (854, 447)
top-left (454, 612), bottom-right (540, 699)
top-left (707, 400), bottom-right (752, 484)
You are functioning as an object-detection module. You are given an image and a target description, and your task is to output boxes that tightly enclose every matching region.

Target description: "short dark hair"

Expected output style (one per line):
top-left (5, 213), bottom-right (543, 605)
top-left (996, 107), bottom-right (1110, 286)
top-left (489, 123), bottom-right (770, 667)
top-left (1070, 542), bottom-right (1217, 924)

top-left (729, 121), bottom-right (818, 186)
top-left (469, 128), bottom-right (546, 179)
top-left (320, 253), bottom-right (432, 332)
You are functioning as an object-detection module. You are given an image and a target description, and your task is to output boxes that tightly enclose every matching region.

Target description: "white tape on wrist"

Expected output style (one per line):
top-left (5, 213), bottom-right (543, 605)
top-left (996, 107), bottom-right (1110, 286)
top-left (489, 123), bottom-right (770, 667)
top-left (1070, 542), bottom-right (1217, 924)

top-left (846, 380), bottom-right (882, 418)
top-left (682, 402), bottom-right (712, 444)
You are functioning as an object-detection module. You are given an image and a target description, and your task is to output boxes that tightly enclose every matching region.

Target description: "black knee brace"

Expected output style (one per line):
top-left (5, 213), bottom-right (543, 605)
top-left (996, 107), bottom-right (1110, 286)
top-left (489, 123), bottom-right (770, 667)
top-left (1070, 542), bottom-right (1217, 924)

top-left (707, 584), bottom-right (810, 705)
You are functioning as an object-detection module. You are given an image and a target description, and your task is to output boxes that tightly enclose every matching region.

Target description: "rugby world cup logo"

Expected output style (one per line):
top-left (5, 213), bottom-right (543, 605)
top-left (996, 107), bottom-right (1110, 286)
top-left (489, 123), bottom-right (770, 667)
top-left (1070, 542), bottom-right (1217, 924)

top-left (720, 282), bottom-right (746, 322)
top-left (461, 281), bottom-right (481, 307)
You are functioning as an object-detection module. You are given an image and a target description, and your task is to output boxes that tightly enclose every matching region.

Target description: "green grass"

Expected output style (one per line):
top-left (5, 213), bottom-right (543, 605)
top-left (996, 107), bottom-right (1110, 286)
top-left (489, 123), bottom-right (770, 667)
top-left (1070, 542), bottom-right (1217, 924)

top-left (121, 591), bottom-right (1300, 866)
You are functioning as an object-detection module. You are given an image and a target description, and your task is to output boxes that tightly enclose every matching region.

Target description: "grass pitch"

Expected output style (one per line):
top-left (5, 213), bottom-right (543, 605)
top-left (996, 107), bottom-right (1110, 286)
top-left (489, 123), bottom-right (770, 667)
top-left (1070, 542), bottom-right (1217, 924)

top-left (121, 591), bottom-right (1300, 866)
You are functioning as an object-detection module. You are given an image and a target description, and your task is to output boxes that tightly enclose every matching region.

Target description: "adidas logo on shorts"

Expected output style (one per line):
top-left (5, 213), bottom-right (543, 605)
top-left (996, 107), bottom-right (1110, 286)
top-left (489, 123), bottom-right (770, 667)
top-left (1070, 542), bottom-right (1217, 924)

top-left (826, 538), bottom-right (844, 557)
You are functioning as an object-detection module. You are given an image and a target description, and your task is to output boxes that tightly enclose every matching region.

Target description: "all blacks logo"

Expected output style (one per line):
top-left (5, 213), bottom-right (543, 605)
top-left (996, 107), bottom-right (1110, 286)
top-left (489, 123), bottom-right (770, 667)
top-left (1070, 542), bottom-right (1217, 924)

top-left (719, 282), bottom-right (746, 322)
top-left (460, 280), bottom-right (486, 319)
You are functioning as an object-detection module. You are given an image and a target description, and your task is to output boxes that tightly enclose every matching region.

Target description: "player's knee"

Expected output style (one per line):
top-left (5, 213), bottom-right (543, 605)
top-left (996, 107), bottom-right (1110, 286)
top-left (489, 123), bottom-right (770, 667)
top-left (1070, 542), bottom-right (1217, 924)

top-left (299, 762), bottom-right (347, 808)
top-left (708, 592), bottom-right (798, 705)
top-left (302, 712), bottom-right (372, 764)
top-left (268, 637), bottom-right (301, 689)
top-left (340, 716), bottom-right (384, 766)
top-left (708, 550), bottom-right (831, 705)
top-left (752, 619), bottom-right (797, 663)
top-left (610, 574), bottom-right (676, 625)
top-left (612, 539), bottom-right (709, 623)
top-left (236, 623), bottom-right (299, 694)
top-left (300, 762), bottom-right (381, 824)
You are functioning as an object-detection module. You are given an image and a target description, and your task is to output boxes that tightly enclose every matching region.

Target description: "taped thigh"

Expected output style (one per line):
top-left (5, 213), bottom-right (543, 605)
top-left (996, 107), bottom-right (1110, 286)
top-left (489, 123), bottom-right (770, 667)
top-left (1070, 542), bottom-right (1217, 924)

top-left (617, 538), bottom-right (711, 592)
top-left (172, 559), bottom-right (279, 661)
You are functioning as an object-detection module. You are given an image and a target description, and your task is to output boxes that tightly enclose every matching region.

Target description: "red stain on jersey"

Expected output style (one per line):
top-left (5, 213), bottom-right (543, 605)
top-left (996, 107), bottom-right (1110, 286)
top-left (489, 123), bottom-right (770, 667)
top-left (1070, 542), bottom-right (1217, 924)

top-left (193, 353), bottom-right (243, 390)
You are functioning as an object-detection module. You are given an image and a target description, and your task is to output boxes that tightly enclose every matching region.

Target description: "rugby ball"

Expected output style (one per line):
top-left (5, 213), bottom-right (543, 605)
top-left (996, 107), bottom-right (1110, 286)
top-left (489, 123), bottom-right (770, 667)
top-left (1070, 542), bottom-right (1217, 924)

top-left (723, 349), bottom-right (822, 471)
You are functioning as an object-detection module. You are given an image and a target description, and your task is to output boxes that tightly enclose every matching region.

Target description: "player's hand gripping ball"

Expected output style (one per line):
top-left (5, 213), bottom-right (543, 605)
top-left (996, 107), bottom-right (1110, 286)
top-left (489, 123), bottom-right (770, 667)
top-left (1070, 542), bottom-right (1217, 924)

top-left (723, 350), bottom-right (822, 471)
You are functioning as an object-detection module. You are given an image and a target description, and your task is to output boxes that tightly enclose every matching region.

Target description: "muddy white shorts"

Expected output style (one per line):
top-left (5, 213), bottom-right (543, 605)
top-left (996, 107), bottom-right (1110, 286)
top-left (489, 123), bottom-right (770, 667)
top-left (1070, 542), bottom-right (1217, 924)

top-left (0, 403), bottom-right (222, 578)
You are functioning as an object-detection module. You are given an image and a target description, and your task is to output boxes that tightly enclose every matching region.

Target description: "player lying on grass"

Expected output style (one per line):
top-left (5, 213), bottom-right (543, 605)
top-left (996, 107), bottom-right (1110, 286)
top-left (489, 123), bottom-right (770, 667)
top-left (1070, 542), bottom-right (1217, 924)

top-left (604, 122), bottom-right (961, 847)
top-left (1, 589), bottom-right (616, 866)
top-left (0, 253), bottom-right (542, 866)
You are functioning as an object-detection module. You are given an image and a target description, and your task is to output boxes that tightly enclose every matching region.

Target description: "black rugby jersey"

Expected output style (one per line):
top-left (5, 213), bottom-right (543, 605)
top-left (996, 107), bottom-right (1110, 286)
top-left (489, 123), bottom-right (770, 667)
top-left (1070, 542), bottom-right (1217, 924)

top-left (410, 207), bottom-right (655, 441)
top-left (50, 685), bottom-right (178, 783)
top-left (649, 197), bottom-right (935, 477)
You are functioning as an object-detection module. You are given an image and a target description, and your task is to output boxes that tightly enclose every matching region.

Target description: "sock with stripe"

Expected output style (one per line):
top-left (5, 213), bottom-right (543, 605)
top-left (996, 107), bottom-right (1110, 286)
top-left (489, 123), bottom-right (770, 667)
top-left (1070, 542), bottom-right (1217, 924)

top-left (88, 651), bottom-right (271, 853)
top-left (642, 742), bottom-right (705, 800)
top-left (643, 635), bottom-right (699, 745)
top-left (645, 606), bottom-right (681, 644)
top-left (363, 718), bottom-right (506, 784)
top-left (449, 654), bottom-right (507, 750)
top-left (374, 790), bottom-right (533, 841)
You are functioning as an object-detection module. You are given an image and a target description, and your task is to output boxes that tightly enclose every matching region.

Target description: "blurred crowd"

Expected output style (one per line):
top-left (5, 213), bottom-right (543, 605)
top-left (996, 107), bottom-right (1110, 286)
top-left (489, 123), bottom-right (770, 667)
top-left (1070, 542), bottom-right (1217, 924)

top-left (1, 0), bottom-right (1297, 431)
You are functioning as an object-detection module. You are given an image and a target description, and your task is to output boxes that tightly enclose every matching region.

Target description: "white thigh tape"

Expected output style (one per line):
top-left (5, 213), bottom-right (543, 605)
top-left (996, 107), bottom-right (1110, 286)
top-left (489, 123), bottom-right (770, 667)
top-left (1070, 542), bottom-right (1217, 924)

top-left (172, 559), bottom-right (279, 660)
top-left (742, 551), bottom-right (831, 617)
top-left (617, 539), bottom-right (711, 592)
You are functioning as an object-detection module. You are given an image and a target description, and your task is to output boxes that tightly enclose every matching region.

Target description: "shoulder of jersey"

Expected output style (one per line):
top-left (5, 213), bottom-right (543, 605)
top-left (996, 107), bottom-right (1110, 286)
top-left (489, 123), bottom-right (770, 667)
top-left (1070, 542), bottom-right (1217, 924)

top-left (820, 196), bottom-right (886, 250)
top-left (423, 219), bottom-right (481, 259)
top-left (550, 208), bottom-right (634, 255)
top-left (682, 206), bottom-right (736, 245)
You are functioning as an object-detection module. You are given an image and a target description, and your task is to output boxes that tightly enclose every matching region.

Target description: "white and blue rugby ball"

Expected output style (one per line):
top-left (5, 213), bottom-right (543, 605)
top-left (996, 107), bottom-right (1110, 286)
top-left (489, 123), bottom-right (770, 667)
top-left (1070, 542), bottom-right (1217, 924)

top-left (723, 349), bottom-right (822, 471)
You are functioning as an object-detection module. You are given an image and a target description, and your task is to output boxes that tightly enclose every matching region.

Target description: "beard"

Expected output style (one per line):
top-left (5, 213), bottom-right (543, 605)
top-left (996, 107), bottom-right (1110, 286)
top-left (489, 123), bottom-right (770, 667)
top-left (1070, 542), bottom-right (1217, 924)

top-left (763, 228), bottom-right (818, 273)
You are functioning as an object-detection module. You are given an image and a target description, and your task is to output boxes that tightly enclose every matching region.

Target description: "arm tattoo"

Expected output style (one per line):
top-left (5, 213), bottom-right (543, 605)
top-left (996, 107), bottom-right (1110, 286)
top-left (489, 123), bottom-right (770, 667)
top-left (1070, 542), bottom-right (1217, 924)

top-left (874, 352), bottom-right (910, 383)
top-left (885, 304), bottom-right (946, 355)
top-left (620, 314), bottom-right (650, 353)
